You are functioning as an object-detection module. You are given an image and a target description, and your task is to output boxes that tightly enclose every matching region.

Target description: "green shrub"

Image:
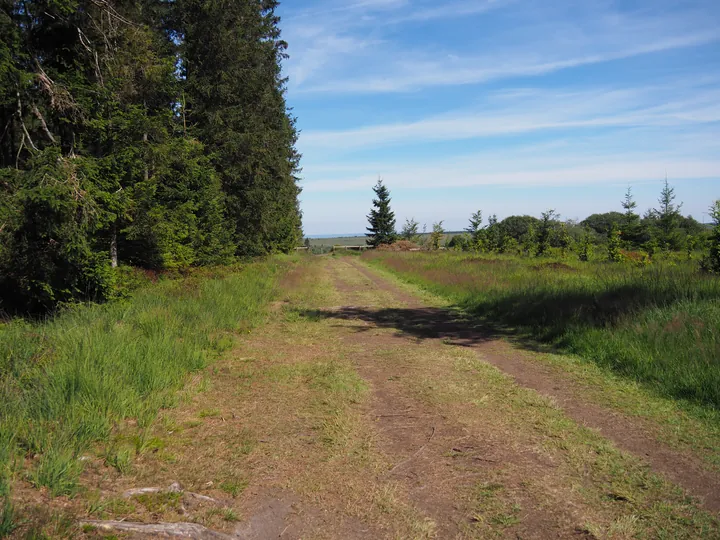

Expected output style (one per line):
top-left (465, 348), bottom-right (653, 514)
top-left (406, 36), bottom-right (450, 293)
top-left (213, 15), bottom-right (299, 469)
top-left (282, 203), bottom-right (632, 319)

top-left (701, 200), bottom-right (720, 274)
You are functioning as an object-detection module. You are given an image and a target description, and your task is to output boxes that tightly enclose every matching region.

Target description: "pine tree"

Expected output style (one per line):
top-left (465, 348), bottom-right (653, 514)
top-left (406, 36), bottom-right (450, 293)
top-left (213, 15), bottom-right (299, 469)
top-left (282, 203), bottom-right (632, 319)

top-left (621, 186), bottom-right (643, 247)
top-left (485, 214), bottom-right (501, 252)
top-left (400, 217), bottom-right (420, 242)
top-left (0, 0), bottom-right (301, 312)
top-left (180, 0), bottom-right (301, 256)
top-left (653, 178), bottom-right (683, 251)
top-left (429, 221), bottom-right (444, 251)
top-left (465, 210), bottom-right (484, 251)
top-left (366, 179), bottom-right (397, 247)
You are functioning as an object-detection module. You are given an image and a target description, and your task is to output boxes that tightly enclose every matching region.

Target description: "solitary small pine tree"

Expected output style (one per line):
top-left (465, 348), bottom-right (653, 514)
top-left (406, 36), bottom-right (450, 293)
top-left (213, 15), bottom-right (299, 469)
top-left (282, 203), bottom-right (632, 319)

top-left (622, 186), bottom-right (638, 215)
top-left (701, 200), bottom-right (720, 273)
top-left (366, 179), bottom-right (397, 247)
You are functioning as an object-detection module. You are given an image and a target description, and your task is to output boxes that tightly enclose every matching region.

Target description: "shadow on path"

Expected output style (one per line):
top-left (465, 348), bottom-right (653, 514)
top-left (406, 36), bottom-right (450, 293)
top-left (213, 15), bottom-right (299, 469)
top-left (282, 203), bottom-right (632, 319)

top-left (301, 303), bottom-right (720, 513)
top-left (300, 306), bottom-right (506, 347)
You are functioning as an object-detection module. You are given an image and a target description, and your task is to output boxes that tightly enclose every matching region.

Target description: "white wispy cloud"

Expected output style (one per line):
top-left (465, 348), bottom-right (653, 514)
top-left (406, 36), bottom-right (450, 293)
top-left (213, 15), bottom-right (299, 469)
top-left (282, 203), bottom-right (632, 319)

top-left (390, 0), bottom-right (511, 23)
top-left (283, 0), bottom-right (720, 94)
top-left (299, 83), bottom-right (720, 151)
top-left (299, 32), bottom-right (718, 94)
top-left (301, 157), bottom-right (720, 193)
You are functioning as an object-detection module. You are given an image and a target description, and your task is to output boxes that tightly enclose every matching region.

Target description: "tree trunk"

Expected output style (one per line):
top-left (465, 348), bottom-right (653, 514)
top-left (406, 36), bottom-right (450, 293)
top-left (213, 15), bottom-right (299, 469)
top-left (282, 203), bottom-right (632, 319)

top-left (143, 131), bottom-right (149, 181)
top-left (110, 221), bottom-right (118, 268)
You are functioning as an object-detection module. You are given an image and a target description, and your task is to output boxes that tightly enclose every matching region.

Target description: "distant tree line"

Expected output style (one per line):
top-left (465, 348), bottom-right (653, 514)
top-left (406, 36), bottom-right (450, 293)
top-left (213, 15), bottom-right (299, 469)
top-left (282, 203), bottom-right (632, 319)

top-left (366, 179), bottom-right (720, 272)
top-left (0, 0), bottom-right (301, 313)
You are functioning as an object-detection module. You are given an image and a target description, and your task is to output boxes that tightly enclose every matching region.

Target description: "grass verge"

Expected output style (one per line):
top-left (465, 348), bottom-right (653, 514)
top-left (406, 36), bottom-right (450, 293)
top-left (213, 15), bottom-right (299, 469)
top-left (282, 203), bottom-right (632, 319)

top-left (0, 257), bottom-right (287, 505)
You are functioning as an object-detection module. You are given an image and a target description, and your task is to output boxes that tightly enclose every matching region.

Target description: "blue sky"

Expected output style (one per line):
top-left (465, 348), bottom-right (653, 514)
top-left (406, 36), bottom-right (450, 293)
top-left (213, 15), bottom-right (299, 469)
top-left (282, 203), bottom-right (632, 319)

top-left (278, 0), bottom-right (720, 235)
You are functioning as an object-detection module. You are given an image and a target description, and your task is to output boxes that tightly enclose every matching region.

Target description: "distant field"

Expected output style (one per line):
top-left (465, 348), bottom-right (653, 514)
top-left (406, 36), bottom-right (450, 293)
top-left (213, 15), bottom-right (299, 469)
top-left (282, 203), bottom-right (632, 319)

top-left (308, 236), bottom-right (366, 247)
top-left (308, 232), bottom-right (464, 247)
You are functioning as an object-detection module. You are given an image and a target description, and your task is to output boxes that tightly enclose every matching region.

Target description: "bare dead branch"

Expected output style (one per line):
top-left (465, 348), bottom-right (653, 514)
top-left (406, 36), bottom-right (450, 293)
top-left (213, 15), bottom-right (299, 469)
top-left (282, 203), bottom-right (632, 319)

top-left (122, 482), bottom-right (222, 505)
top-left (16, 90), bottom-right (38, 153)
top-left (79, 521), bottom-right (233, 539)
top-left (16, 134), bottom-right (25, 168)
top-left (35, 62), bottom-right (76, 114)
top-left (32, 106), bottom-right (56, 144)
top-left (88, 0), bottom-right (139, 27)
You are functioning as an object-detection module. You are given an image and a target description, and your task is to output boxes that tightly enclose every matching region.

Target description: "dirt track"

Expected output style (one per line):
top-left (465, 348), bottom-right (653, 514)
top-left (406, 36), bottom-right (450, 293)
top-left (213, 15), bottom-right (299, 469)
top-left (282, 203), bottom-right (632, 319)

top-left (60, 256), bottom-right (720, 539)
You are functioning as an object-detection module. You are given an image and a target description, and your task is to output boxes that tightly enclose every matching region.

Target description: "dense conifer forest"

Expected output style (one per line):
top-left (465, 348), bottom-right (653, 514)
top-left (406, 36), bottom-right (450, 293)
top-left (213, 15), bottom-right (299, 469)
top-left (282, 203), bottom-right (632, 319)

top-left (0, 0), bottom-right (302, 313)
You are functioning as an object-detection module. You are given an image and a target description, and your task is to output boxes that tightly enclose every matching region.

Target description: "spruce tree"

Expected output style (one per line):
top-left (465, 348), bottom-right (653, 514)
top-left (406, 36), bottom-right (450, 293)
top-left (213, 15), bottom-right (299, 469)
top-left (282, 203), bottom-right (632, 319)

top-left (366, 179), bottom-right (397, 247)
top-left (429, 221), bottom-right (444, 251)
top-left (0, 0), bottom-right (301, 312)
top-left (180, 0), bottom-right (301, 256)
top-left (485, 214), bottom-right (501, 252)
top-left (621, 186), bottom-right (643, 247)
top-left (653, 178), bottom-right (683, 250)
top-left (465, 210), bottom-right (484, 250)
top-left (401, 217), bottom-right (420, 242)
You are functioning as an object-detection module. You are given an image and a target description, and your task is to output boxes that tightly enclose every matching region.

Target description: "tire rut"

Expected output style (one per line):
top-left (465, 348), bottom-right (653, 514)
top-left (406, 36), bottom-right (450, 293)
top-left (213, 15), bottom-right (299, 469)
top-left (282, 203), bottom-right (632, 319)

top-left (327, 258), bottom-right (595, 537)
top-left (338, 257), bottom-right (720, 513)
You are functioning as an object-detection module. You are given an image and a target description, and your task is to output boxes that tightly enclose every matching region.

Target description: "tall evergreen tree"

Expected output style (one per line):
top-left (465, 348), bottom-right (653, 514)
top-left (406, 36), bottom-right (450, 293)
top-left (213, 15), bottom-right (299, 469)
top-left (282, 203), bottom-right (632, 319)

top-left (366, 179), bottom-right (397, 247)
top-left (0, 0), bottom-right (301, 312)
top-left (180, 0), bottom-right (301, 256)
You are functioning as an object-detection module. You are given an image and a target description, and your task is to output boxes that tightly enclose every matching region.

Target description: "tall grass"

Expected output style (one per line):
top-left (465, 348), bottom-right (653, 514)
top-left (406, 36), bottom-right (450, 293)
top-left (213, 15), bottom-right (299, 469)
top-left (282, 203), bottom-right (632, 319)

top-left (0, 259), bottom-right (285, 499)
top-left (366, 252), bottom-right (720, 410)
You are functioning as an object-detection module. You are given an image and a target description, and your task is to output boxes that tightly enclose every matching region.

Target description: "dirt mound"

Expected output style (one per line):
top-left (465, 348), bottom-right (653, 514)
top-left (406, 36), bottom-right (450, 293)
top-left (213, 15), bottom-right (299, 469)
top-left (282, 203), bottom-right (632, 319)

top-left (376, 240), bottom-right (421, 251)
